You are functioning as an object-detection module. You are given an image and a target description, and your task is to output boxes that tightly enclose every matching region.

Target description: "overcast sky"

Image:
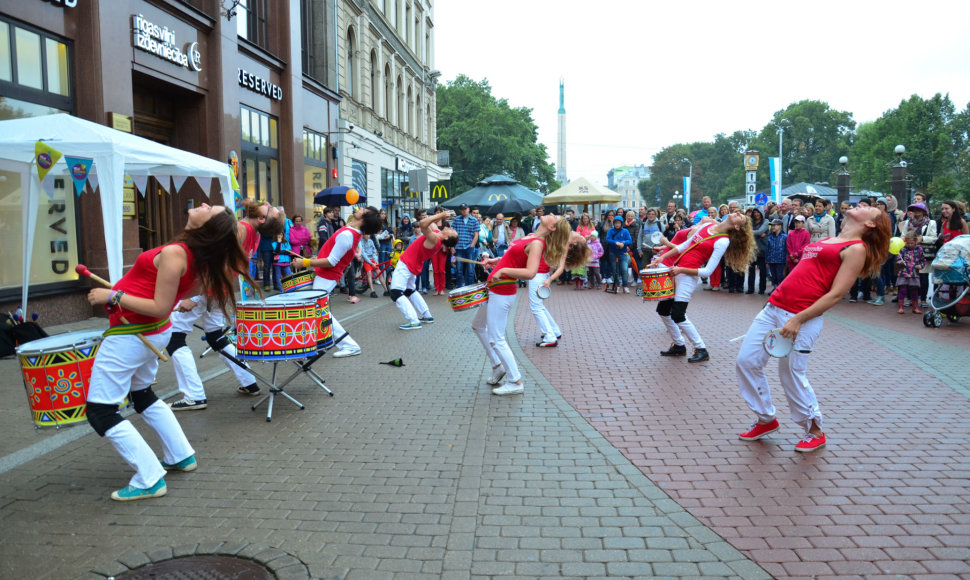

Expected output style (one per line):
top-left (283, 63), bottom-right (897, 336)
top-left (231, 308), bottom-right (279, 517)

top-left (434, 0), bottom-right (970, 185)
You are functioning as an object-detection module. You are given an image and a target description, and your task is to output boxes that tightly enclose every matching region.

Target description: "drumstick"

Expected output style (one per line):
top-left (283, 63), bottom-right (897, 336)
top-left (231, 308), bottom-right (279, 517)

top-left (454, 257), bottom-right (484, 265)
top-left (75, 265), bottom-right (169, 362)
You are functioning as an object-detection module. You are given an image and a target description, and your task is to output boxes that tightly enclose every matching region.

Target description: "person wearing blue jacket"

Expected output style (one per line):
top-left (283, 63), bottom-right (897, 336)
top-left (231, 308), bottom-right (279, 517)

top-left (605, 216), bottom-right (633, 293)
top-left (764, 218), bottom-right (788, 290)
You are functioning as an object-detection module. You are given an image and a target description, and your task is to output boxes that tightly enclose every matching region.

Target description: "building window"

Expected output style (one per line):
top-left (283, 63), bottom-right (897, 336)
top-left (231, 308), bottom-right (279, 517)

top-left (384, 64), bottom-right (392, 121)
top-left (352, 159), bottom-right (367, 201)
top-left (0, 17), bottom-right (72, 111)
top-left (396, 75), bottom-right (403, 129)
top-left (406, 85), bottom-right (413, 136)
top-left (237, 0), bottom-right (268, 48)
top-left (303, 128), bottom-right (329, 211)
top-left (240, 105), bottom-right (279, 205)
top-left (369, 50), bottom-right (378, 112)
top-left (345, 27), bottom-right (355, 98)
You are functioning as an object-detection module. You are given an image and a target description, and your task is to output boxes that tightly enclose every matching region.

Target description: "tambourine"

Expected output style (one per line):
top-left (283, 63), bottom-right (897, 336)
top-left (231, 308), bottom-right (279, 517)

top-left (536, 285), bottom-right (552, 300)
top-left (650, 232), bottom-right (663, 245)
top-left (763, 328), bottom-right (794, 358)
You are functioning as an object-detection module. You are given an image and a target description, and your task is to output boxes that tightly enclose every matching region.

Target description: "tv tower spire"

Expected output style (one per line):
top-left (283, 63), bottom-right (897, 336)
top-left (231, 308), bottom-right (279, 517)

top-left (556, 79), bottom-right (567, 184)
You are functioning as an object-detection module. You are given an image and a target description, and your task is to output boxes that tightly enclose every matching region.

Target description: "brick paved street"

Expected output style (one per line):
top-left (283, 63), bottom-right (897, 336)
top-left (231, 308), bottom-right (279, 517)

top-left (0, 285), bottom-right (967, 579)
top-left (519, 284), bottom-right (970, 579)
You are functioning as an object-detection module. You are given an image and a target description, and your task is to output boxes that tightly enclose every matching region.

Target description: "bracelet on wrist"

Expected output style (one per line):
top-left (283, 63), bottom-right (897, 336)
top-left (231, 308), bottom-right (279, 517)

top-left (110, 290), bottom-right (125, 306)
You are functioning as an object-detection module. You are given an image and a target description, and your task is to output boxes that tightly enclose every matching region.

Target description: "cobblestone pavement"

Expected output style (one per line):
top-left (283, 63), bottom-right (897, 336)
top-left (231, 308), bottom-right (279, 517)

top-left (0, 292), bottom-right (769, 579)
top-left (518, 283), bottom-right (970, 579)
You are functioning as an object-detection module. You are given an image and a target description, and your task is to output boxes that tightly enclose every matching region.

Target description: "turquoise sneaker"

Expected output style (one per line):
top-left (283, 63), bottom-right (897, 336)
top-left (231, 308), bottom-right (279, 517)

top-left (111, 478), bottom-right (167, 501)
top-left (399, 322), bottom-right (422, 330)
top-left (419, 316), bottom-right (435, 324)
top-left (161, 455), bottom-right (197, 472)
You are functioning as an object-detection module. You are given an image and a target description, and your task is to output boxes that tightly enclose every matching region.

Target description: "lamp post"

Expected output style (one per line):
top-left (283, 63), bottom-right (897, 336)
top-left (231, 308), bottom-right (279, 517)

top-left (891, 145), bottom-right (908, 206)
top-left (682, 158), bottom-right (692, 211)
top-left (672, 190), bottom-right (683, 211)
top-left (837, 156), bottom-right (850, 205)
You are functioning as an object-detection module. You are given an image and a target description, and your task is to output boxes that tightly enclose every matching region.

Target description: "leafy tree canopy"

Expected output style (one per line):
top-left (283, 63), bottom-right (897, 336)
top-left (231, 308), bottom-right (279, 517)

top-left (436, 75), bottom-right (559, 195)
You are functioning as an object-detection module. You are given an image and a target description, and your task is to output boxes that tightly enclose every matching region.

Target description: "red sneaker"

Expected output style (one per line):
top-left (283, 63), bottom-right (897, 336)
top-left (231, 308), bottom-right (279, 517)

top-left (795, 432), bottom-right (826, 453)
top-left (738, 418), bottom-right (780, 441)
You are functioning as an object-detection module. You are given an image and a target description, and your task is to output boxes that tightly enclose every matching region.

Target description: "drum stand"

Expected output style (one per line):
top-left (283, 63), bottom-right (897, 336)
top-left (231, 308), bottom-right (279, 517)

top-left (214, 331), bottom-right (346, 422)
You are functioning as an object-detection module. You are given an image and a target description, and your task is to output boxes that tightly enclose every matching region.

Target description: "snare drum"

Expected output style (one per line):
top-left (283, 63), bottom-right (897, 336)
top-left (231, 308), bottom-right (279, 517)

top-left (235, 295), bottom-right (319, 360)
top-left (640, 267), bottom-right (675, 301)
top-left (448, 283), bottom-right (489, 311)
top-left (17, 330), bottom-right (103, 427)
top-left (281, 269), bottom-right (315, 293)
top-left (281, 289), bottom-right (333, 350)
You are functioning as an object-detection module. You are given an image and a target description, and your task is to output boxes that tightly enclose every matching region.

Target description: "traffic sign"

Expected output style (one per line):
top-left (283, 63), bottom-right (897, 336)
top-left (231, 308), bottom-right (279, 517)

top-left (755, 193), bottom-right (768, 205)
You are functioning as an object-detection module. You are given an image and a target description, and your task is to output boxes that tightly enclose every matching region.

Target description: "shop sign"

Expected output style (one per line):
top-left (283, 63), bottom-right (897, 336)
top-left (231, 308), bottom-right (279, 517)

top-left (41, 0), bottom-right (77, 7)
top-left (238, 68), bottom-right (283, 100)
top-left (132, 14), bottom-right (202, 72)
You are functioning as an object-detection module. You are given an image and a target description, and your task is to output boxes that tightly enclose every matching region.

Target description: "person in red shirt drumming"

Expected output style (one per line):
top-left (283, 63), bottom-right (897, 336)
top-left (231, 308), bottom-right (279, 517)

top-left (84, 203), bottom-right (255, 501)
top-left (303, 206), bottom-right (382, 357)
top-left (391, 209), bottom-right (459, 329)
top-left (475, 215), bottom-right (589, 396)
top-left (649, 213), bottom-right (755, 362)
top-left (735, 205), bottom-right (891, 452)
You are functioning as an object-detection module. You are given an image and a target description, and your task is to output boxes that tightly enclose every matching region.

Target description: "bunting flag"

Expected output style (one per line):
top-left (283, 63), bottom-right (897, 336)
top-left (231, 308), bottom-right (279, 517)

top-left (197, 176), bottom-right (212, 198)
top-left (35, 140), bottom-right (63, 183)
top-left (156, 176), bottom-right (169, 195)
top-left (64, 156), bottom-right (94, 196)
top-left (171, 174), bottom-right (189, 194)
top-left (130, 174), bottom-right (149, 195)
top-left (88, 172), bottom-right (100, 192)
top-left (40, 176), bottom-right (56, 200)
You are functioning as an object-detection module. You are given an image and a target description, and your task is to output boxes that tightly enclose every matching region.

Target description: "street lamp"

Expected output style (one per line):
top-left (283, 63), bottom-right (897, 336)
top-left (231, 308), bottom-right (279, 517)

top-left (681, 158), bottom-right (692, 210)
top-left (672, 189), bottom-right (683, 209)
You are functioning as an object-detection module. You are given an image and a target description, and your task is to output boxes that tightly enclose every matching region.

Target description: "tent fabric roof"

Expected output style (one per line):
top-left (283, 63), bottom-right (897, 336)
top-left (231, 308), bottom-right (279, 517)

top-left (542, 177), bottom-right (622, 205)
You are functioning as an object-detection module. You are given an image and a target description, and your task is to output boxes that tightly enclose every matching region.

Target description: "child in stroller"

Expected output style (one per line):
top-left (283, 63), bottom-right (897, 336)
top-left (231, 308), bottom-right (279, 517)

top-left (924, 234), bottom-right (970, 327)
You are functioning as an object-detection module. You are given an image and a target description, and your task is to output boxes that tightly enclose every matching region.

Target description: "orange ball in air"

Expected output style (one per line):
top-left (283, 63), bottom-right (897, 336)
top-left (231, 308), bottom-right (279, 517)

top-left (345, 188), bottom-right (359, 205)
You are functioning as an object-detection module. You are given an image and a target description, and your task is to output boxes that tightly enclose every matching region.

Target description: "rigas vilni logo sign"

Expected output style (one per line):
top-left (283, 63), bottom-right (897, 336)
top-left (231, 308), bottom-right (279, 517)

top-left (132, 14), bottom-right (202, 72)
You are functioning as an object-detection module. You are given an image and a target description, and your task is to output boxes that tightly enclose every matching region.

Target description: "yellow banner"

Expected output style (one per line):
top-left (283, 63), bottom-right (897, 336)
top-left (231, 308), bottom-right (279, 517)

top-left (35, 140), bottom-right (63, 183)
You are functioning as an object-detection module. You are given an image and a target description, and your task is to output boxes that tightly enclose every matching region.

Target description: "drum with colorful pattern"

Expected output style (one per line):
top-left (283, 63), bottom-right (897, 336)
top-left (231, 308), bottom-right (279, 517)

top-left (17, 330), bottom-right (103, 427)
top-left (448, 283), bottom-right (489, 311)
top-left (281, 269), bottom-right (315, 293)
top-left (235, 295), bottom-right (319, 360)
top-left (280, 289), bottom-right (333, 350)
top-left (640, 267), bottom-right (675, 301)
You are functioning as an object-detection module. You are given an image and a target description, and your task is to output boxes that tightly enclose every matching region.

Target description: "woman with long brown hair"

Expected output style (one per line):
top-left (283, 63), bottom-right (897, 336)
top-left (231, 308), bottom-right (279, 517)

top-left (736, 205), bottom-right (891, 453)
top-left (649, 213), bottom-right (755, 362)
top-left (940, 200), bottom-right (969, 245)
top-left (84, 204), bottom-right (256, 501)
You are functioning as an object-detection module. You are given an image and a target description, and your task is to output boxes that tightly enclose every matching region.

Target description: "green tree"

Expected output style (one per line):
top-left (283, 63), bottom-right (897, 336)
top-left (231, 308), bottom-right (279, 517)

top-left (761, 100), bottom-right (855, 187)
top-left (436, 75), bottom-right (559, 194)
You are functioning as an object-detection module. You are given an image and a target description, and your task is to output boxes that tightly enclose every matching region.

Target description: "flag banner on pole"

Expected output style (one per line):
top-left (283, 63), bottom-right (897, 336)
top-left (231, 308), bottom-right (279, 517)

top-left (683, 176), bottom-right (691, 210)
top-left (35, 140), bottom-right (63, 183)
top-left (769, 157), bottom-right (781, 202)
top-left (64, 156), bottom-right (94, 196)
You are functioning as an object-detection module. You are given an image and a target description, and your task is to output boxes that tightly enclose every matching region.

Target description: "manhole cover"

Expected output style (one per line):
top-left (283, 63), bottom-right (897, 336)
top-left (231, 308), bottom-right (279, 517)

top-left (117, 555), bottom-right (274, 579)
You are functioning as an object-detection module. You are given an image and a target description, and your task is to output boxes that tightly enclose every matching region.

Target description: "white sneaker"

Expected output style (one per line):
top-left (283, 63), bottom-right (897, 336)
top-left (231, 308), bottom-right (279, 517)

top-left (332, 347), bottom-right (361, 358)
top-left (492, 382), bottom-right (524, 396)
top-left (486, 365), bottom-right (506, 385)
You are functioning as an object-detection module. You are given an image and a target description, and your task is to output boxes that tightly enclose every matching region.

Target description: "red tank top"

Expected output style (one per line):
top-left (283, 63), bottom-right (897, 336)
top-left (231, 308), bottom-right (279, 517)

top-left (110, 243), bottom-right (197, 332)
top-left (487, 236), bottom-right (544, 295)
top-left (662, 229), bottom-right (692, 267)
top-left (674, 223), bottom-right (727, 269)
top-left (240, 220), bottom-right (259, 259)
top-left (769, 238), bottom-right (863, 314)
top-left (315, 226), bottom-right (362, 281)
top-left (400, 234), bottom-right (442, 273)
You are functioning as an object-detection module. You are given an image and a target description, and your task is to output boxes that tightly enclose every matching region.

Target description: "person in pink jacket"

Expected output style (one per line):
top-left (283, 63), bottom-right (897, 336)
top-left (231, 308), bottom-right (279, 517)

top-left (288, 214), bottom-right (313, 262)
top-left (786, 215), bottom-right (811, 274)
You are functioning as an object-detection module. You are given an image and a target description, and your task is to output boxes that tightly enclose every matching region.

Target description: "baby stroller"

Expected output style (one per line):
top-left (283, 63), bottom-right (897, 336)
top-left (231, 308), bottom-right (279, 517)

top-left (923, 234), bottom-right (970, 328)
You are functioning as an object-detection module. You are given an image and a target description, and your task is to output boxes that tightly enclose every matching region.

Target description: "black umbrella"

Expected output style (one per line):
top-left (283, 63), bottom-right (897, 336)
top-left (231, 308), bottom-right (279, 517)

top-left (441, 174), bottom-right (544, 214)
top-left (314, 185), bottom-right (366, 207)
top-left (488, 197), bottom-right (536, 216)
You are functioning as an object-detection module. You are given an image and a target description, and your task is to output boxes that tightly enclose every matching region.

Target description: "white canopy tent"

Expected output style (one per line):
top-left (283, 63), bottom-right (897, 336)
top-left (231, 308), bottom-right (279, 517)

top-left (0, 114), bottom-right (233, 312)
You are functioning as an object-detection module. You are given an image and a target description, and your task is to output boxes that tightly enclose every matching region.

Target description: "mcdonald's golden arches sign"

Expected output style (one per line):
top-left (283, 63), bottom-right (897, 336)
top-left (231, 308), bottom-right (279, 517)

top-left (430, 182), bottom-right (450, 199)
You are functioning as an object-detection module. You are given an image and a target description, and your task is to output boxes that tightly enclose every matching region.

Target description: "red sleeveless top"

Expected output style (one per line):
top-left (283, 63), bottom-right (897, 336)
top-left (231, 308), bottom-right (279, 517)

top-left (769, 238), bottom-right (864, 314)
top-left (487, 236), bottom-right (545, 296)
top-left (240, 220), bottom-right (259, 259)
top-left (674, 223), bottom-right (727, 269)
top-left (400, 235), bottom-right (442, 273)
top-left (661, 228), bottom-right (692, 267)
top-left (315, 226), bottom-right (362, 281)
top-left (110, 243), bottom-right (197, 332)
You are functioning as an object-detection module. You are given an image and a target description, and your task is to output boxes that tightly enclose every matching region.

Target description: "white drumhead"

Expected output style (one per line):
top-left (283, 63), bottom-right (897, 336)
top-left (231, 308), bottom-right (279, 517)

top-left (763, 328), bottom-right (794, 358)
top-left (536, 285), bottom-right (551, 299)
top-left (16, 329), bottom-right (104, 355)
top-left (449, 284), bottom-right (486, 297)
top-left (650, 232), bottom-right (662, 244)
top-left (265, 291), bottom-right (326, 305)
top-left (643, 267), bottom-right (671, 274)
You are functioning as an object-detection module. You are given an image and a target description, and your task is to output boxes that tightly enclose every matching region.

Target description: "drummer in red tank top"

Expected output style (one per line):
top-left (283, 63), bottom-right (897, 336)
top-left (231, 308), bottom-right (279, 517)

top-left (84, 203), bottom-right (255, 501)
top-left (649, 213), bottom-right (755, 363)
top-left (735, 205), bottom-right (891, 453)
top-left (390, 210), bottom-right (459, 329)
top-left (474, 214), bottom-right (589, 396)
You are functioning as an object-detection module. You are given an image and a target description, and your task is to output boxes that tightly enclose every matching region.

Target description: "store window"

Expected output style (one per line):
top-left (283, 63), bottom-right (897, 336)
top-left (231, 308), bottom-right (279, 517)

top-left (302, 128), bottom-right (328, 211)
top-left (0, 17), bottom-right (76, 296)
top-left (352, 159), bottom-right (367, 200)
top-left (240, 105), bottom-right (279, 205)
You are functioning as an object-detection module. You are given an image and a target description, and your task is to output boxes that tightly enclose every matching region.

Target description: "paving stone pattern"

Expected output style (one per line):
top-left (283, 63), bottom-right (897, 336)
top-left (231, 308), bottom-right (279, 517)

top-left (521, 285), bottom-right (970, 579)
top-left (0, 295), bottom-right (767, 579)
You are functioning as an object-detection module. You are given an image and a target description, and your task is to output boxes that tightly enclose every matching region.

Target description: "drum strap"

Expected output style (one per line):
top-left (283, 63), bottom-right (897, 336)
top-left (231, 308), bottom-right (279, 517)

top-left (673, 233), bottom-right (727, 266)
top-left (487, 279), bottom-right (517, 290)
top-left (103, 317), bottom-right (169, 337)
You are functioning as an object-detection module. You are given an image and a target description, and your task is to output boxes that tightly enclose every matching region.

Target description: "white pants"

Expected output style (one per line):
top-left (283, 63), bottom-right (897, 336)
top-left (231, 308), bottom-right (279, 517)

top-left (471, 292), bottom-right (521, 383)
top-left (659, 273), bottom-right (705, 349)
top-left (169, 299), bottom-right (255, 401)
top-left (389, 261), bottom-right (431, 324)
top-left (735, 303), bottom-right (824, 434)
top-left (528, 273), bottom-right (561, 341)
top-left (312, 276), bottom-right (360, 351)
top-left (88, 331), bottom-right (194, 489)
